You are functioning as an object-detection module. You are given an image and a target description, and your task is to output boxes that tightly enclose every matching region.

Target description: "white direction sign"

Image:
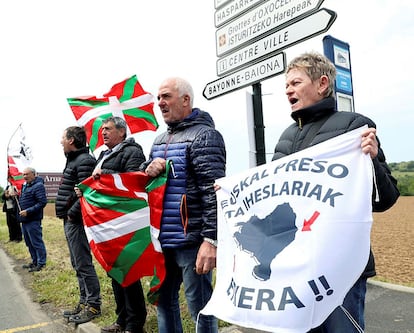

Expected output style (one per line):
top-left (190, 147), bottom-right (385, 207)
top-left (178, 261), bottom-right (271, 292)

top-left (215, 0), bottom-right (263, 28)
top-left (217, 8), bottom-right (336, 76)
top-left (215, 0), bottom-right (232, 10)
top-left (203, 53), bottom-right (285, 100)
top-left (216, 0), bottom-right (324, 57)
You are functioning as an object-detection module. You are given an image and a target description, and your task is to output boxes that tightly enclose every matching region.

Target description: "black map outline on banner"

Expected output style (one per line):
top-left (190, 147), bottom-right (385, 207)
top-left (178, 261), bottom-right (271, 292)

top-left (233, 202), bottom-right (297, 281)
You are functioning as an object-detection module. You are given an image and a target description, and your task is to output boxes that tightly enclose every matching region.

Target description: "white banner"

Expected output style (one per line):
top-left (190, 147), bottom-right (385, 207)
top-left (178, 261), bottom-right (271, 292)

top-left (202, 126), bottom-right (373, 332)
top-left (7, 123), bottom-right (33, 164)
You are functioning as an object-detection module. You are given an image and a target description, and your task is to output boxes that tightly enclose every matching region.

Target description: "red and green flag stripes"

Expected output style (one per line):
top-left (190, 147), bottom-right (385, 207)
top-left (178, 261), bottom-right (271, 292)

top-left (67, 75), bottom-right (158, 152)
top-left (79, 168), bottom-right (169, 303)
top-left (7, 156), bottom-right (25, 192)
top-left (144, 161), bottom-right (171, 303)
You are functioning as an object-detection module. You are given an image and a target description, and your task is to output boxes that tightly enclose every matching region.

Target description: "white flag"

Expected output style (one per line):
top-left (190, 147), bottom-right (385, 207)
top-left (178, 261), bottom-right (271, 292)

top-left (7, 123), bottom-right (33, 191)
top-left (8, 123), bottom-right (32, 161)
top-left (201, 126), bottom-right (373, 332)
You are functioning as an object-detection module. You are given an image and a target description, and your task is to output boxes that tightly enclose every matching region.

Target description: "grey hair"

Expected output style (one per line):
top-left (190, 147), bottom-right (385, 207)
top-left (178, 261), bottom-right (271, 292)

top-left (24, 167), bottom-right (36, 175)
top-left (102, 116), bottom-right (127, 138)
top-left (171, 77), bottom-right (194, 108)
top-left (286, 52), bottom-right (336, 99)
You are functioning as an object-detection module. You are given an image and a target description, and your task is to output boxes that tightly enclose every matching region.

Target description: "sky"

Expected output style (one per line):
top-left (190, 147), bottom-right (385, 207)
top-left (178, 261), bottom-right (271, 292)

top-left (1, 0), bottom-right (413, 188)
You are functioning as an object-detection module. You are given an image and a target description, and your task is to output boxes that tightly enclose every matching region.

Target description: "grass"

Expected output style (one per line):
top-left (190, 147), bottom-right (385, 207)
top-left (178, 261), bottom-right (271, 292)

top-left (391, 170), bottom-right (414, 177)
top-left (0, 213), bottom-right (209, 332)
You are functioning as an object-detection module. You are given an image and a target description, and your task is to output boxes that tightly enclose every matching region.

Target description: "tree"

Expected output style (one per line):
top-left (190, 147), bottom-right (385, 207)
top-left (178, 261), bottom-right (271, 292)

top-left (396, 175), bottom-right (414, 196)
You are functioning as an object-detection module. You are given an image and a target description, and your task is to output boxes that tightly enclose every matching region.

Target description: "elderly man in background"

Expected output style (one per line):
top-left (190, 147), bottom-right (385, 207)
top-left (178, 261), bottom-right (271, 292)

top-left (19, 167), bottom-right (47, 272)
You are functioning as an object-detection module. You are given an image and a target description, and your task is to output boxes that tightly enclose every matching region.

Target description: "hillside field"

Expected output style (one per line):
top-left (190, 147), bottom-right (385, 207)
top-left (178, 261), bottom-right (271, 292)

top-left (371, 196), bottom-right (413, 286)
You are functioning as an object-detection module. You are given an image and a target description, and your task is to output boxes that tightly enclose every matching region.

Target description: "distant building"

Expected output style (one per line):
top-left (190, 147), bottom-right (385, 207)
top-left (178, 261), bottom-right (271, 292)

top-left (38, 172), bottom-right (63, 201)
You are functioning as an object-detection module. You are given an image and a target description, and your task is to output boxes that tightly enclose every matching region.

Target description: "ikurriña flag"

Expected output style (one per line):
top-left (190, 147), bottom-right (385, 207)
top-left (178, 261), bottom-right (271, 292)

top-left (78, 166), bottom-right (169, 304)
top-left (7, 123), bottom-right (33, 192)
top-left (201, 126), bottom-right (374, 332)
top-left (67, 75), bottom-right (158, 152)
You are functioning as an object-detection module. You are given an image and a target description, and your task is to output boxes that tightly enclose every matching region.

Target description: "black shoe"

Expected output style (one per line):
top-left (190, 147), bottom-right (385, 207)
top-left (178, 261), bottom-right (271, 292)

top-left (63, 303), bottom-right (85, 318)
top-left (22, 263), bottom-right (36, 269)
top-left (69, 305), bottom-right (101, 324)
top-left (101, 322), bottom-right (125, 333)
top-left (28, 264), bottom-right (45, 272)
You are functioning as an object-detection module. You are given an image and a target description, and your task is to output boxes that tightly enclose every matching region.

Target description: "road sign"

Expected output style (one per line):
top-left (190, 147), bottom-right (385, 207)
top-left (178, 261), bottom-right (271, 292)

top-left (216, 8), bottom-right (337, 76)
top-left (215, 0), bottom-right (263, 28)
top-left (203, 52), bottom-right (285, 100)
top-left (323, 35), bottom-right (355, 112)
top-left (215, 0), bottom-right (232, 10)
top-left (215, 0), bottom-right (324, 56)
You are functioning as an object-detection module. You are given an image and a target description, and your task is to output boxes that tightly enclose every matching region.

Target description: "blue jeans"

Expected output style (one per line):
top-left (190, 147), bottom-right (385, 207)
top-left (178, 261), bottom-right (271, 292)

top-left (309, 276), bottom-right (367, 332)
top-left (157, 246), bottom-right (218, 333)
top-left (64, 221), bottom-right (101, 307)
top-left (22, 220), bottom-right (47, 266)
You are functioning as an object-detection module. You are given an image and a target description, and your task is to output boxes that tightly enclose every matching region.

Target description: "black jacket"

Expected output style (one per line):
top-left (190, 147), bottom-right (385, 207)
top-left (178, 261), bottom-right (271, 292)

top-left (272, 97), bottom-right (400, 277)
top-left (97, 137), bottom-right (145, 174)
top-left (55, 147), bottom-right (96, 223)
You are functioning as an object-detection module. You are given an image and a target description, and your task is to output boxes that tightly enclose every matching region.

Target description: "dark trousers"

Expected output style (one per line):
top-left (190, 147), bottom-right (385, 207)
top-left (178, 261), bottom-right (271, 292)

top-left (308, 276), bottom-right (367, 332)
top-left (64, 221), bottom-right (101, 307)
top-left (21, 220), bottom-right (47, 266)
top-left (5, 209), bottom-right (22, 241)
top-left (112, 278), bottom-right (147, 332)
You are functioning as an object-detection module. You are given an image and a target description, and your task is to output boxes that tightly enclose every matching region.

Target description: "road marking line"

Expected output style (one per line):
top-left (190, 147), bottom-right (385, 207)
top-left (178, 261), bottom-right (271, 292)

top-left (0, 321), bottom-right (52, 333)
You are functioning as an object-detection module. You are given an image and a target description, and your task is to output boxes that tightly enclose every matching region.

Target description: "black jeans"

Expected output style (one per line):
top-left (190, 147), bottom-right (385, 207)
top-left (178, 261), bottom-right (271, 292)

top-left (112, 278), bottom-right (147, 332)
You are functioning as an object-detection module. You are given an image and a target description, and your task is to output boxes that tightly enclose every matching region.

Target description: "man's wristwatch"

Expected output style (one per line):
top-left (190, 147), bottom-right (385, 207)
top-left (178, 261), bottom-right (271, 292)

top-left (203, 237), bottom-right (218, 247)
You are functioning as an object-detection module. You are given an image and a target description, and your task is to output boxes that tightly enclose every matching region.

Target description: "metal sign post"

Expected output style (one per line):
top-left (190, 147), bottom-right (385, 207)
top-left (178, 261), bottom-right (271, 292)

top-left (252, 82), bottom-right (266, 165)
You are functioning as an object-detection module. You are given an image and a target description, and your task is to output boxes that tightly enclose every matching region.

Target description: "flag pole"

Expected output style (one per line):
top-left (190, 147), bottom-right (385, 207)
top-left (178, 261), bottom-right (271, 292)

top-left (8, 185), bottom-right (22, 212)
top-left (6, 123), bottom-right (24, 211)
top-left (7, 122), bottom-right (22, 152)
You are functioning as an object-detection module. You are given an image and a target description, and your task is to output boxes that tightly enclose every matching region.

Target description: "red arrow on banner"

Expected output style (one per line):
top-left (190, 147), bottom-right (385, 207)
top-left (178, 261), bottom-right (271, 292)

top-left (302, 211), bottom-right (320, 231)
